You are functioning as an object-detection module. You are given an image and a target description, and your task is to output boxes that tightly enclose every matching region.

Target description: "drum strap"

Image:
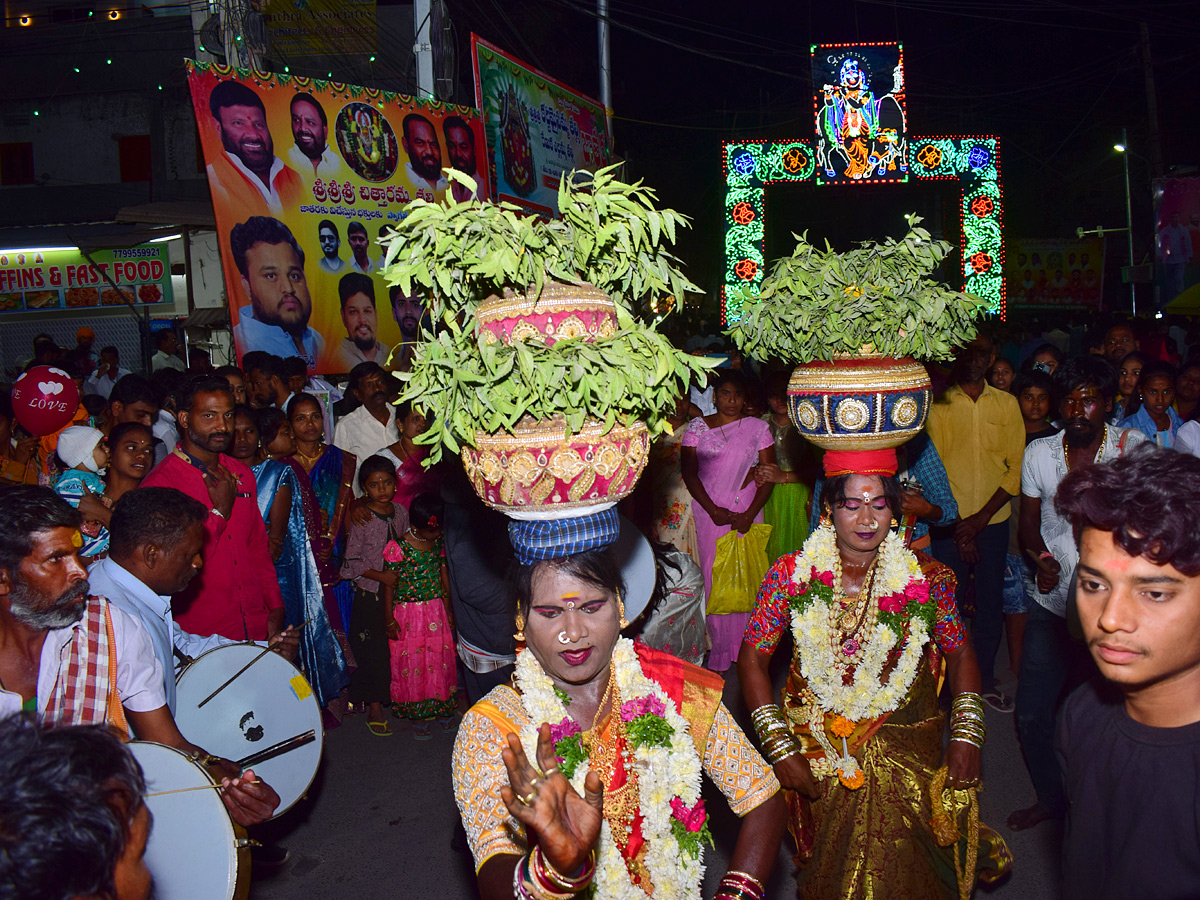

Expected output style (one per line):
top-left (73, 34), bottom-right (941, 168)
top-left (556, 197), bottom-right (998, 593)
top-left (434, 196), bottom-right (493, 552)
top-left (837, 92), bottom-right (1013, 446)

top-left (103, 604), bottom-right (129, 740)
top-left (44, 597), bottom-right (129, 739)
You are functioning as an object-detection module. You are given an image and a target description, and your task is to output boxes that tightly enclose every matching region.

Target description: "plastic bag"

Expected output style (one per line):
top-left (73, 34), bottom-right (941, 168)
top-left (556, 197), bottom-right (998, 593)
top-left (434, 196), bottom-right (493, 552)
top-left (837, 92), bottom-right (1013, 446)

top-left (707, 523), bottom-right (773, 615)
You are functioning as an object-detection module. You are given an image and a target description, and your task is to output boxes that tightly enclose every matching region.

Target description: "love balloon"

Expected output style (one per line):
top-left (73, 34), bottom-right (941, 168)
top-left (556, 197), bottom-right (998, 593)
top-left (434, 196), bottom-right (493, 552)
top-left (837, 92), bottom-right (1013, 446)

top-left (11, 366), bottom-right (80, 436)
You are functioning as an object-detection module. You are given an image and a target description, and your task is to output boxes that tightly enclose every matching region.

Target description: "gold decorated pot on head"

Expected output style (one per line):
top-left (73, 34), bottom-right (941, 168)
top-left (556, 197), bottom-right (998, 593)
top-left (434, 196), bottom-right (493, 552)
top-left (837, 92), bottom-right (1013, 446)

top-left (461, 415), bottom-right (650, 513)
top-left (476, 282), bottom-right (618, 347)
top-left (787, 357), bottom-right (931, 451)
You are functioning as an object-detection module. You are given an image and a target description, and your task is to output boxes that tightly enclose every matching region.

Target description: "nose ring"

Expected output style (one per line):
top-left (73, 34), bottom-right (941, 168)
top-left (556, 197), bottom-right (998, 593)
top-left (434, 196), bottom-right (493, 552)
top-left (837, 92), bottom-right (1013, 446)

top-left (557, 632), bottom-right (570, 645)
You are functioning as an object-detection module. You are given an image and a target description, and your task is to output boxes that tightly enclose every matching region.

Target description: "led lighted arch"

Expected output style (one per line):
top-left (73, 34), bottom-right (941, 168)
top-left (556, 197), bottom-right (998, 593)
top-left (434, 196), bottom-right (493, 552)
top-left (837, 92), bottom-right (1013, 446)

top-left (721, 136), bottom-right (1005, 323)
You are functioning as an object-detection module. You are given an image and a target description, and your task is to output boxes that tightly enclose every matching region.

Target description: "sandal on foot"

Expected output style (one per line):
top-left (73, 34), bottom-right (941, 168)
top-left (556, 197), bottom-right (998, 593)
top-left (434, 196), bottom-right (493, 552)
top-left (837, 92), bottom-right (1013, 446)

top-left (437, 715), bottom-right (457, 733)
top-left (982, 687), bottom-right (1015, 713)
top-left (413, 722), bottom-right (433, 740)
top-left (367, 720), bottom-right (393, 737)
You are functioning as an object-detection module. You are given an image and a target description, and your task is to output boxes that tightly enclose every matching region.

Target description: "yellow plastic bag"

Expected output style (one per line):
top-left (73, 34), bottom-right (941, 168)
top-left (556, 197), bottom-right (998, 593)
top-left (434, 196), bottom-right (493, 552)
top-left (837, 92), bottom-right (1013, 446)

top-left (707, 524), bottom-right (773, 615)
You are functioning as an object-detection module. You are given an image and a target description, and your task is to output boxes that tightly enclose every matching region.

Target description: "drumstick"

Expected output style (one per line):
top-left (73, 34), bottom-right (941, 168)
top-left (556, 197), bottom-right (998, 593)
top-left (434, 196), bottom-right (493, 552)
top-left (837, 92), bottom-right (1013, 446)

top-left (144, 780), bottom-right (261, 798)
top-left (234, 729), bottom-right (316, 769)
top-left (196, 618), bottom-right (313, 709)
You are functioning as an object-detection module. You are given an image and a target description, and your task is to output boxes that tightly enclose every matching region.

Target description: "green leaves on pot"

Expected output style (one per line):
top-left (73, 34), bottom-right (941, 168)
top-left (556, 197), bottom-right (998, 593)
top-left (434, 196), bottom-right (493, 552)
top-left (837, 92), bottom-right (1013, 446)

top-left (726, 215), bottom-right (986, 363)
top-left (378, 164), bottom-right (698, 323)
top-left (396, 314), bottom-right (715, 465)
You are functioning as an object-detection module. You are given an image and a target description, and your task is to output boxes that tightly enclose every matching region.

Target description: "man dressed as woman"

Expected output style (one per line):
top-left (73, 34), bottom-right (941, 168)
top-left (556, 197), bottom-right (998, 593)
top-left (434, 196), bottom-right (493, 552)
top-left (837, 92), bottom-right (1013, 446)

top-left (681, 370), bottom-right (775, 671)
top-left (452, 511), bottom-right (786, 900)
top-left (739, 447), bottom-right (1011, 898)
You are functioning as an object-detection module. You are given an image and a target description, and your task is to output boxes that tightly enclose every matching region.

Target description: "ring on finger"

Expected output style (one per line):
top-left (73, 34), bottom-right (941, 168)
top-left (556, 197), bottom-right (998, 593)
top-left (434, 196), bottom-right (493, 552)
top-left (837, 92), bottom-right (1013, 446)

top-left (519, 790), bottom-right (537, 805)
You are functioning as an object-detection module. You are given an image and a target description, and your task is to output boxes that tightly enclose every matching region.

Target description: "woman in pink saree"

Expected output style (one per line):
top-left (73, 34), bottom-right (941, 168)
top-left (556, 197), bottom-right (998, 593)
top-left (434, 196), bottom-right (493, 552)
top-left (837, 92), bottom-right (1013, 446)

top-left (378, 401), bottom-right (443, 513)
top-left (681, 370), bottom-right (775, 671)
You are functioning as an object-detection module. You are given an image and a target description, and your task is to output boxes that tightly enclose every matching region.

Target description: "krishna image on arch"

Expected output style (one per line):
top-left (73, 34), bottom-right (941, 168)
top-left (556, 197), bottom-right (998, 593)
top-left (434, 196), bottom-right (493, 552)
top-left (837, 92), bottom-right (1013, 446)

top-left (813, 43), bottom-right (908, 184)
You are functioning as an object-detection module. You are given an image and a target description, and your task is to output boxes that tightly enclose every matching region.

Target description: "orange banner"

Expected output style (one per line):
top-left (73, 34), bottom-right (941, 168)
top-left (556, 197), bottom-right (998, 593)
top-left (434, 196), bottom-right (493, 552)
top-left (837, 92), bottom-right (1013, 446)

top-left (187, 60), bottom-right (489, 374)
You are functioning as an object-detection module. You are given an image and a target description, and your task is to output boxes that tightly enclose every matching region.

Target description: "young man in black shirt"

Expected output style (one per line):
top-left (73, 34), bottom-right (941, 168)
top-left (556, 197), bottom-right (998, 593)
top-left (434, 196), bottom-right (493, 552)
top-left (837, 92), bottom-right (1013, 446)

top-left (1055, 447), bottom-right (1200, 899)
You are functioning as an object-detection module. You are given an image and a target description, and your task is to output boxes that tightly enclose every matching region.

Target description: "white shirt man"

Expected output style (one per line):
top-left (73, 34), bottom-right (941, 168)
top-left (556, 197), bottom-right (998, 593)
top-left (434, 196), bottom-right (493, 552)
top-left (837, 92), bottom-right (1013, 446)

top-left (88, 557), bottom-right (240, 715)
top-left (0, 598), bottom-right (166, 720)
top-left (1022, 425), bottom-right (1147, 615)
top-left (286, 142), bottom-right (344, 181)
top-left (333, 403), bottom-right (398, 495)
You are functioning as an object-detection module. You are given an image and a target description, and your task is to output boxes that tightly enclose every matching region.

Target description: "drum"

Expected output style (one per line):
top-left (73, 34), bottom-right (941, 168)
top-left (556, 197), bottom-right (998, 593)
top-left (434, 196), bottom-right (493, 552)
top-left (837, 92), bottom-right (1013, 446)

top-left (129, 741), bottom-right (249, 900)
top-left (174, 643), bottom-right (323, 818)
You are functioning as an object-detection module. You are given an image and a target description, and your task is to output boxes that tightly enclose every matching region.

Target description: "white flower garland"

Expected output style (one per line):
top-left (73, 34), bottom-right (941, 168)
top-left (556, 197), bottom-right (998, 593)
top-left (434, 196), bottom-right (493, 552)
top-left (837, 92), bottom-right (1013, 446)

top-left (515, 637), bottom-right (705, 899)
top-left (788, 524), bottom-right (931, 778)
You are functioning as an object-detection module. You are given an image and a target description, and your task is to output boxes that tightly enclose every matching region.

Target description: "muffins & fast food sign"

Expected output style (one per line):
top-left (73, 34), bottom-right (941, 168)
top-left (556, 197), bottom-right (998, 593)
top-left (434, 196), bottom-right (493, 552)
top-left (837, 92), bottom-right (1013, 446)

top-left (0, 244), bottom-right (172, 314)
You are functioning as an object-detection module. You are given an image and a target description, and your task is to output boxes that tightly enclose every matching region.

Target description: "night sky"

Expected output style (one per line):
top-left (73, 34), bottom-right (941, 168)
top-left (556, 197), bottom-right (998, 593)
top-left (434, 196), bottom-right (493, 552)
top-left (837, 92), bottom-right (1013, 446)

top-left (450, 0), bottom-right (1199, 315)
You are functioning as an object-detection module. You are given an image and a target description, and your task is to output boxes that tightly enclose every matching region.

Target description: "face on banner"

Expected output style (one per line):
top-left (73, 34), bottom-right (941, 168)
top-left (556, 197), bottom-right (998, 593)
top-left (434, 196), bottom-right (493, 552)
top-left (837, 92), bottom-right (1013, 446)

top-left (187, 62), bottom-right (489, 375)
top-left (1005, 239), bottom-right (1104, 309)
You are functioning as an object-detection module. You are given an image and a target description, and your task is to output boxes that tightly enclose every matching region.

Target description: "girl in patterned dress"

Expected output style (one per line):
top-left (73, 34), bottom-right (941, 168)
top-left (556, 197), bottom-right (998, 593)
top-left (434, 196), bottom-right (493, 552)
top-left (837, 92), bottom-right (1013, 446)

top-left (385, 492), bottom-right (457, 738)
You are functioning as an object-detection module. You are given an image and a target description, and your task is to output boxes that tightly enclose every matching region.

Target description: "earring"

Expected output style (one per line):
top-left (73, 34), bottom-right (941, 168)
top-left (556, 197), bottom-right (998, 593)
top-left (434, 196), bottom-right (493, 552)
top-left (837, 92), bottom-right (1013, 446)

top-left (617, 589), bottom-right (629, 629)
top-left (890, 516), bottom-right (898, 531)
top-left (513, 611), bottom-right (526, 643)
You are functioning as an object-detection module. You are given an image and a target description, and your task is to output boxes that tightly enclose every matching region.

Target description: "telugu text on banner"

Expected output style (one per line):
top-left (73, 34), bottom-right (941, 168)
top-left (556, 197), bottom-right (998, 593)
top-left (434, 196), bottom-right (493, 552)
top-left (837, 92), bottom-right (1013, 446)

top-left (471, 35), bottom-right (609, 218)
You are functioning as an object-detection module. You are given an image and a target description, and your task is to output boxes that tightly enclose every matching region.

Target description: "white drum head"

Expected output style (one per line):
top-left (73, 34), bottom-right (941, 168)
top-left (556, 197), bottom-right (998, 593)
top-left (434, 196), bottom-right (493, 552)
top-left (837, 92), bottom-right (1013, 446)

top-left (129, 741), bottom-right (239, 900)
top-left (174, 643), bottom-right (324, 818)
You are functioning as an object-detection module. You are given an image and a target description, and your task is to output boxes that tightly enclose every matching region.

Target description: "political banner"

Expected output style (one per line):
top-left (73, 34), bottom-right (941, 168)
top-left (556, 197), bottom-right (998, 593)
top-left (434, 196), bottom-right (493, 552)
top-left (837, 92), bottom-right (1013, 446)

top-left (472, 35), bottom-right (609, 217)
top-left (1005, 238), bottom-right (1104, 309)
top-left (186, 60), bottom-right (489, 374)
top-left (0, 245), bottom-right (173, 314)
top-left (1154, 176), bottom-right (1200, 310)
top-left (265, 0), bottom-right (376, 58)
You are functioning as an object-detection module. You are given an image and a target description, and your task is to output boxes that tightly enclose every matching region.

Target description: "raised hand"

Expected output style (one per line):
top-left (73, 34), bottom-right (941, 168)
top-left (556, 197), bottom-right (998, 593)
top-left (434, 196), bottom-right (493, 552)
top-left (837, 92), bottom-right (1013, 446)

top-left (204, 462), bottom-right (237, 520)
top-left (499, 725), bottom-right (603, 876)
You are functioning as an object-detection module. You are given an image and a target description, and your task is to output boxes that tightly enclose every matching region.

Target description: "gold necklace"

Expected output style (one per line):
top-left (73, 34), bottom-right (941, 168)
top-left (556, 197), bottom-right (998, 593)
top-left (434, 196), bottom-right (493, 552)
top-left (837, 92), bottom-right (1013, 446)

top-left (583, 665), bottom-right (639, 853)
top-left (294, 443), bottom-right (324, 465)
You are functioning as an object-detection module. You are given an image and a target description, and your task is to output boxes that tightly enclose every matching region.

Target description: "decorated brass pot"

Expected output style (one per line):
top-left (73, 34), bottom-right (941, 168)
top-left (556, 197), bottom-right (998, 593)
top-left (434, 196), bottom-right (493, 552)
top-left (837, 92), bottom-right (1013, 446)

top-left (476, 281), bottom-right (618, 347)
top-left (787, 357), bottom-right (931, 450)
top-left (461, 416), bottom-right (650, 513)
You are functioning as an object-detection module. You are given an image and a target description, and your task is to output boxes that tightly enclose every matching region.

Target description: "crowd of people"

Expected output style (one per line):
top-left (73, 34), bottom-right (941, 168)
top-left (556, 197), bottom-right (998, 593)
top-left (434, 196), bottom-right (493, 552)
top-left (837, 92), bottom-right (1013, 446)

top-left (3, 310), bottom-right (1200, 899)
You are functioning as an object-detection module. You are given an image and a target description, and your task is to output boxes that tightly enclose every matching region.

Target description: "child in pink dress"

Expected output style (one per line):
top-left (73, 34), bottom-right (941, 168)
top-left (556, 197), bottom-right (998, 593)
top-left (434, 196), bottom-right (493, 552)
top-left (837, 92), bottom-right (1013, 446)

top-left (385, 492), bottom-right (457, 738)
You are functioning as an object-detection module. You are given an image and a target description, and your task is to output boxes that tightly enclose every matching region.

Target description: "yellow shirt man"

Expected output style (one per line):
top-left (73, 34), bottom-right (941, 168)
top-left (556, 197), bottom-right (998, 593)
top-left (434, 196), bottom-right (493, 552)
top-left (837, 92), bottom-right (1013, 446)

top-left (926, 383), bottom-right (1025, 525)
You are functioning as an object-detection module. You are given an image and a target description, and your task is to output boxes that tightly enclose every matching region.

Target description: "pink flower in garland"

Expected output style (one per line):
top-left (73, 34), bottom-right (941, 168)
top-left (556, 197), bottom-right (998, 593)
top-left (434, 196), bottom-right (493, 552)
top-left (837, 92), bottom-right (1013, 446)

top-left (814, 568), bottom-right (834, 587)
top-left (904, 580), bottom-right (930, 604)
top-left (382, 540), bottom-right (405, 564)
top-left (669, 797), bottom-right (707, 832)
top-left (878, 593), bottom-right (904, 614)
top-left (620, 694), bottom-right (667, 722)
top-left (549, 717), bottom-right (581, 744)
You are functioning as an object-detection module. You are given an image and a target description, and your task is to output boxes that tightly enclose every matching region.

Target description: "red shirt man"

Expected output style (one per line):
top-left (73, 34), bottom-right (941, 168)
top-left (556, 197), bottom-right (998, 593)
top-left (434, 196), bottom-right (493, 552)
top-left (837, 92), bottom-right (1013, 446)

top-left (141, 376), bottom-right (284, 642)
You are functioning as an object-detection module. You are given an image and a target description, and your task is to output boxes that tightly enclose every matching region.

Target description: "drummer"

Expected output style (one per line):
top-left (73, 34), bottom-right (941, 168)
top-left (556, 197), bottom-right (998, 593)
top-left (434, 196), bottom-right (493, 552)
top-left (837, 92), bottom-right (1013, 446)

top-left (0, 485), bottom-right (280, 827)
top-left (88, 486), bottom-right (300, 714)
top-left (0, 715), bottom-right (154, 900)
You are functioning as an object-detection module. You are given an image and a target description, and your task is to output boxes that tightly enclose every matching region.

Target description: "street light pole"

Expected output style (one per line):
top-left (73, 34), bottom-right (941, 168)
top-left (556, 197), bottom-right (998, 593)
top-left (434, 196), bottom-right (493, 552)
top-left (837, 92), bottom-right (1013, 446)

top-left (1118, 127), bottom-right (1137, 316)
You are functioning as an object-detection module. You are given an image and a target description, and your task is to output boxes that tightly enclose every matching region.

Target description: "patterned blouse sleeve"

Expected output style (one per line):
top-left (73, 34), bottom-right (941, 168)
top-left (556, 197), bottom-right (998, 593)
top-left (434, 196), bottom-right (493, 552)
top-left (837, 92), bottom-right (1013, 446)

top-left (702, 703), bottom-right (780, 817)
top-left (920, 554), bottom-right (966, 653)
top-left (451, 709), bottom-right (526, 871)
top-left (681, 417), bottom-right (706, 448)
top-left (755, 418), bottom-right (775, 452)
top-left (743, 553), bottom-right (797, 653)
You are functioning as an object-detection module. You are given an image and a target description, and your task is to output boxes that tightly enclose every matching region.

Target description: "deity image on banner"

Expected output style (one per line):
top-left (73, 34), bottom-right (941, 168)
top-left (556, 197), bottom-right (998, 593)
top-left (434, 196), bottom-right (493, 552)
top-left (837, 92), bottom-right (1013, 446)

top-left (812, 43), bottom-right (908, 184)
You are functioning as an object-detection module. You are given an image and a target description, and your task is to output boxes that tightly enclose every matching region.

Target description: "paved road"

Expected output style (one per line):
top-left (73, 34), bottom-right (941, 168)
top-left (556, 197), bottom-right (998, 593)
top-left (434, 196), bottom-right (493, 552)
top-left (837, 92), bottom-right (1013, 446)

top-left (248, 646), bottom-right (1060, 899)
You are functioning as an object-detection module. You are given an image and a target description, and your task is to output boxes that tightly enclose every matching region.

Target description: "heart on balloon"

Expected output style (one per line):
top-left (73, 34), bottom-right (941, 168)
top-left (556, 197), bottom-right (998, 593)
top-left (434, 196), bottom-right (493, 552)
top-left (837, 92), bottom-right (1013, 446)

top-left (38, 382), bottom-right (63, 395)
